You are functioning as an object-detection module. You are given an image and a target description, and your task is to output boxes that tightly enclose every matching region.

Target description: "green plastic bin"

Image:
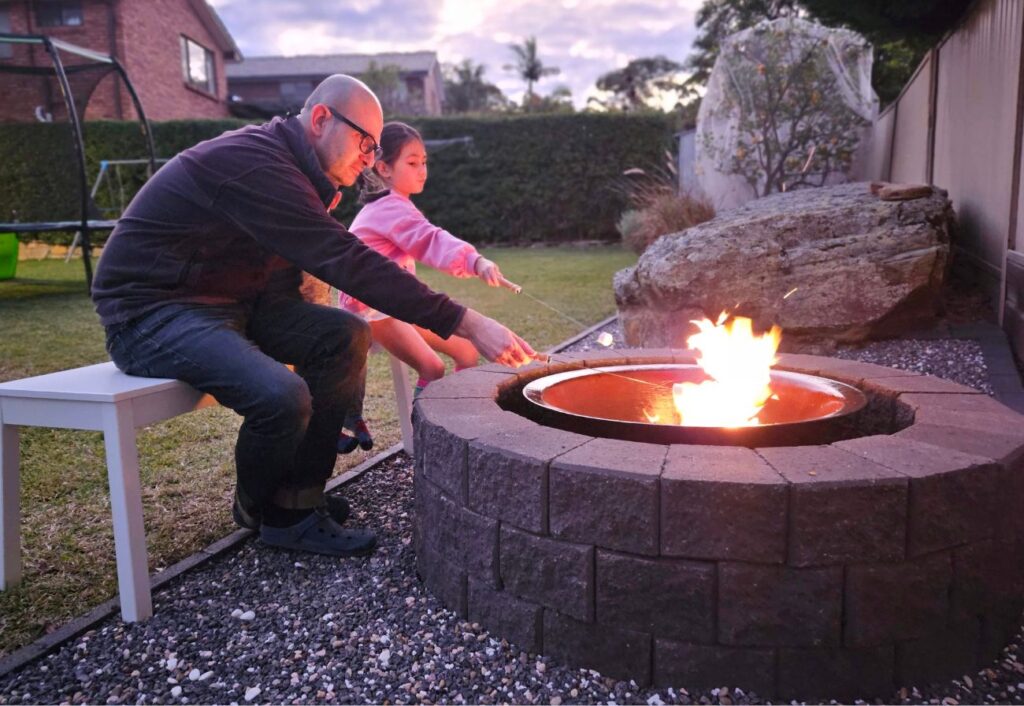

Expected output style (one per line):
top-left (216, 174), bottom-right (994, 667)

top-left (0, 233), bottom-right (17, 281)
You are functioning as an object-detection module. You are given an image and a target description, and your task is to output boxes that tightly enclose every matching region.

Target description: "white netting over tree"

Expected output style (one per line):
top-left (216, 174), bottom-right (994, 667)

top-left (695, 17), bottom-right (878, 211)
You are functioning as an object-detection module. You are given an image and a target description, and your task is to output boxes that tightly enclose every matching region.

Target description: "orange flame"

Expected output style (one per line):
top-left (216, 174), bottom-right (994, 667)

top-left (673, 313), bottom-right (782, 427)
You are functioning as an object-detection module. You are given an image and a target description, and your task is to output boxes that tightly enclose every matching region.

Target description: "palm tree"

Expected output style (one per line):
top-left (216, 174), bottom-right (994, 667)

top-left (505, 36), bottom-right (560, 108)
top-left (444, 59), bottom-right (508, 113)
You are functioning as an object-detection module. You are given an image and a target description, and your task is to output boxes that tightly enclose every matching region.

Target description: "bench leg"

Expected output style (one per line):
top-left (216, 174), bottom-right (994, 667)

top-left (0, 416), bottom-right (21, 588)
top-left (388, 354), bottom-right (415, 455)
top-left (101, 402), bottom-right (152, 622)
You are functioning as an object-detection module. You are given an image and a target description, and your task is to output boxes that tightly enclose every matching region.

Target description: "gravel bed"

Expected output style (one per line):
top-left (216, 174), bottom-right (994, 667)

top-left (0, 320), bottom-right (1021, 705)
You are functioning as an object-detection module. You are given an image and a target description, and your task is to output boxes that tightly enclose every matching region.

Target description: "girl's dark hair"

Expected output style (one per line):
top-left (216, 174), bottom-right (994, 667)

top-left (356, 121), bottom-right (423, 204)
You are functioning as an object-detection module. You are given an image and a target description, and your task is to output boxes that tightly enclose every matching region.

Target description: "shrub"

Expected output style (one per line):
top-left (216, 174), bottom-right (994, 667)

top-left (619, 191), bottom-right (716, 254)
top-left (0, 113), bottom-right (675, 246)
top-left (612, 157), bottom-right (715, 254)
top-left (616, 208), bottom-right (647, 248)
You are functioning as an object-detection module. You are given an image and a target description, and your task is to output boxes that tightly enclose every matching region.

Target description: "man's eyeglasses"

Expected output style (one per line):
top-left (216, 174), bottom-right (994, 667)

top-left (326, 106), bottom-right (380, 158)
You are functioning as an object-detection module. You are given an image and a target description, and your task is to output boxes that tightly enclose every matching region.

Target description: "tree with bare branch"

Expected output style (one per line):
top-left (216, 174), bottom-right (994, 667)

top-left (698, 19), bottom-right (873, 198)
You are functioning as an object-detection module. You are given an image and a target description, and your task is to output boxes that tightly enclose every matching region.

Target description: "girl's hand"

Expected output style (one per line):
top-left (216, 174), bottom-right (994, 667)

top-left (474, 257), bottom-right (502, 286)
top-left (475, 257), bottom-right (522, 293)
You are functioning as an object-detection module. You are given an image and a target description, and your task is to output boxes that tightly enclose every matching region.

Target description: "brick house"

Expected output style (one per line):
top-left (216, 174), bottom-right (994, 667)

top-left (0, 0), bottom-right (240, 121)
top-left (227, 52), bottom-right (445, 117)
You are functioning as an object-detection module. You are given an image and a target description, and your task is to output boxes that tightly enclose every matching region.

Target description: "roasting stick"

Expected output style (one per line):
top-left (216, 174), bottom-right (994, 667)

top-left (501, 278), bottom-right (674, 390)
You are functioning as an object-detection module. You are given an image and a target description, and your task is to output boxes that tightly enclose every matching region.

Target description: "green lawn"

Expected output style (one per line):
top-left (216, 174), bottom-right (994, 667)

top-left (0, 245), bottom-right (635, 656)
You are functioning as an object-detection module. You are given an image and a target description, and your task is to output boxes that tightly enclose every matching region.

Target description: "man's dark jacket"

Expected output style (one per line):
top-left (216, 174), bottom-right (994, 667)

top-left (92, 116), bottom-right (465, 337)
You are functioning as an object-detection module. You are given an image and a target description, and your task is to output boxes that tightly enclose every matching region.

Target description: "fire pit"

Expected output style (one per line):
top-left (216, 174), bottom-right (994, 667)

top-left (412, 350), bottom-right (1024, 701)
top-left (522, 364), bottom-right (867, 446)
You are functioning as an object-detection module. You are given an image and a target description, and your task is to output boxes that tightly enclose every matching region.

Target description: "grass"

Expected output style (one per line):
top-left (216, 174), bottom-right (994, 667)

top-left (0, 245), bottom-right (635, 656)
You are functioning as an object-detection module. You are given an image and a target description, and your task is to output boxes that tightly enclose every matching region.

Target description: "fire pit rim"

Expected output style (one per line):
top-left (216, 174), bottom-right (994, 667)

top-left (521, 362), bottom-right (868, 431)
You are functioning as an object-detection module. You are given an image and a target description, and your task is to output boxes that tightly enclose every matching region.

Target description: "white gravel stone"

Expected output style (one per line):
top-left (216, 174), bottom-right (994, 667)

top-left (238, 610), bottom-right (256, 621)
top-left (244, 686), bottom-right (261, 702)
top-left (170, 686), bottom-right (182, 698)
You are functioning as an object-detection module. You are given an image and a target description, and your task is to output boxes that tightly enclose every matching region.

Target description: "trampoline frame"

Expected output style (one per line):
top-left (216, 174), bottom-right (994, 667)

top-left (0, 33), bottom-right (157, 291)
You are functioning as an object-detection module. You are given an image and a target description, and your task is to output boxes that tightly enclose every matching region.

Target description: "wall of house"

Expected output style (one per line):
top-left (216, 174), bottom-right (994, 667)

top-left (0, 0), bottom-right (230, 123)
top-left (0, 0), bottom-right (123, 122)
top-left (227, 65), bottom-right (446, 117)
top-left (423, 64), bottom-right (443, 116)
top-left (228, 77), bottom-right (297, 104)
top-left (118, 0), bottom-right (230, 119)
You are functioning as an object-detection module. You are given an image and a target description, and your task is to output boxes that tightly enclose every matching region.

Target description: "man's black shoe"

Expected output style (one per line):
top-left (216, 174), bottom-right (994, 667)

top-left (260, 510), bottom-right (376, 557)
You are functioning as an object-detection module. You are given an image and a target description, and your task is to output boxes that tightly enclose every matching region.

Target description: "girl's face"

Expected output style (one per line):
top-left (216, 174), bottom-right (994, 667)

top-left (378, 139), bottom-right (427, 197)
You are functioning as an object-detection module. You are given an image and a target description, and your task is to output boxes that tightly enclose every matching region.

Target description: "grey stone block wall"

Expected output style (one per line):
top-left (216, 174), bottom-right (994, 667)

top-left (413, 354), bottom-right (1024, 700)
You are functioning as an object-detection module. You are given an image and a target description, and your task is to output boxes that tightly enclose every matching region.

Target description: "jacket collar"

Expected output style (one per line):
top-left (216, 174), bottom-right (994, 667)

top-left (276, 116), bottom-right (340, 210)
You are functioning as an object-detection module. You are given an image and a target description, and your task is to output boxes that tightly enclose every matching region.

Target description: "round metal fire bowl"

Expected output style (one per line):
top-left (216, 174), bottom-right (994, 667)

top-left (522, 364), bottom-right (867, 447)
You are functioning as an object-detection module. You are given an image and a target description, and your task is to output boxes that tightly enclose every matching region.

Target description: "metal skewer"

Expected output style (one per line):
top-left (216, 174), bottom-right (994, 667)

top-left (504, 283), bottom-right (680, 389)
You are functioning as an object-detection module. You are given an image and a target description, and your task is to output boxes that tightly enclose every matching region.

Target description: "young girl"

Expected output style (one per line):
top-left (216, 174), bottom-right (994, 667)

top-left (337, 121), bottom-right (518, 453)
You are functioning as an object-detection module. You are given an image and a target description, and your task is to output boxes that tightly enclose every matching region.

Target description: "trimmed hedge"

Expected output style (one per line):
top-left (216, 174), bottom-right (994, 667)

top-left (0, 112), bottom-right (674, 245)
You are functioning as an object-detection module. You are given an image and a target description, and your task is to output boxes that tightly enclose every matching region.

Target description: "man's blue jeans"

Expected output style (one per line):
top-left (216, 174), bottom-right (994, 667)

top-left (104, 293), bottom-right (371, 519)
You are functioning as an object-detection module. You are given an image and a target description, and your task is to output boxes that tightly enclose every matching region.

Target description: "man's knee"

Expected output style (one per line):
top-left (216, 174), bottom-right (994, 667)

top-left (322, 311), bottom-right (371, 361)
top-left (251, 373), bottom-right (312, 430)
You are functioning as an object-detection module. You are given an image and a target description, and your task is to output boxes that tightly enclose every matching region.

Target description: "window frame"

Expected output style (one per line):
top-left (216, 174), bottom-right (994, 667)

top-left (34, 1), bottom-right (83, 28)
top-left (180, 34), bottom-right (217, 98)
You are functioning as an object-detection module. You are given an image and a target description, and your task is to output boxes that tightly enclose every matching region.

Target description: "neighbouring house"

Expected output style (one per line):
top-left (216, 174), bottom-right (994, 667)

top-left (0, 0), bottom-right (241, 121)
top-left (226, 51), bottom-right (445, 117)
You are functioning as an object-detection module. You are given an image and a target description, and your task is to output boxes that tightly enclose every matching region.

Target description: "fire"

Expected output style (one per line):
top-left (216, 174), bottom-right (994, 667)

top-left (673, 313), bottom-right (782, 427)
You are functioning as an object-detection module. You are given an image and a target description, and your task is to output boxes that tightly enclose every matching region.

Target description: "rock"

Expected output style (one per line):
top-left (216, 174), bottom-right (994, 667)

top-left (878, 183), bottom-right (934, 201)
top-left (170, 685), bottom-right (182, 698)
top-left (244, 686), bottom-right (261, 702)
top-left (614, 182), bottom-right (954, 350)
top-left (238, 610), bottom-right (256, 622)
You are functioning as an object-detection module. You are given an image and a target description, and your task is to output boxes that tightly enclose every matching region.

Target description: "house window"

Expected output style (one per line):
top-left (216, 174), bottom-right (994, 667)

top-left (180, 36), bottom-right (216, 95)
top-left (280, 80), bottom-right (313, 104)
top-left (35, 1), bottom-right (83, 27)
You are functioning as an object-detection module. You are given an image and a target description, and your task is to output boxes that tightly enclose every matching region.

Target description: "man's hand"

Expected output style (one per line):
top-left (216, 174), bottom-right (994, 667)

top-left (475, 257), bottom-right (521, 293)
top-left (454, 308), bottom-right (536, 367)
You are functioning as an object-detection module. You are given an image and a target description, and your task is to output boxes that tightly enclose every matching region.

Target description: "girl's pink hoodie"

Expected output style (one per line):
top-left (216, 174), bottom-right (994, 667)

top-left (338, 192), bottom-right (481, 318)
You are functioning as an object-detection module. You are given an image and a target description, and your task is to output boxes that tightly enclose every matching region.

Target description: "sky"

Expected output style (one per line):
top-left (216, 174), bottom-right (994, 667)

top-left (206, 0), bottom-right (705, 109)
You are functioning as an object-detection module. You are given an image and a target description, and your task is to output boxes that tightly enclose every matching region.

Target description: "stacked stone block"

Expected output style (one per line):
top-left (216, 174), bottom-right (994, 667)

top-left (413, 353), bottom-right (1024, 701)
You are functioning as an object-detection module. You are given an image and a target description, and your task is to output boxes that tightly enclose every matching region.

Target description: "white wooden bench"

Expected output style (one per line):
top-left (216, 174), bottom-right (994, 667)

top-left (0, 352), bottom-right (412, 622)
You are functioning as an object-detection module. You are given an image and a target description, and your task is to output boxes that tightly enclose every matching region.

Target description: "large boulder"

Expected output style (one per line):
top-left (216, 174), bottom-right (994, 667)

top-left (614, 182), bottom-right (955, 350)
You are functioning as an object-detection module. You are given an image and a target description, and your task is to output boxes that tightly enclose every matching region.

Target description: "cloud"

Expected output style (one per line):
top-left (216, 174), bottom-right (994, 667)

top-left (208, 0), bottom-right (703, 107)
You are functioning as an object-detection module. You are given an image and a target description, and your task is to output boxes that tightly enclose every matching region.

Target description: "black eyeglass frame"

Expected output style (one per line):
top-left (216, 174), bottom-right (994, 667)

top-left (326, 106), bottom-right (380, 157)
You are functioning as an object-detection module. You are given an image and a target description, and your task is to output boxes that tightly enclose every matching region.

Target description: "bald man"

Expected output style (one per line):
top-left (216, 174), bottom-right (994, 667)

top-left (92, 75), bottom-right (536, 558)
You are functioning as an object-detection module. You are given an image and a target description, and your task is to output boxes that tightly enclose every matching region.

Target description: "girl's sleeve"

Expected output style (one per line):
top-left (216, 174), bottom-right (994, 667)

top-left (388, 200), bottom-right (482, 278)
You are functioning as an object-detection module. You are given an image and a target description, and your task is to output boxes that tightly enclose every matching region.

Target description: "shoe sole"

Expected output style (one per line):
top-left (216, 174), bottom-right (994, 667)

top-left (259, 536), bottom-right (377, 558)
